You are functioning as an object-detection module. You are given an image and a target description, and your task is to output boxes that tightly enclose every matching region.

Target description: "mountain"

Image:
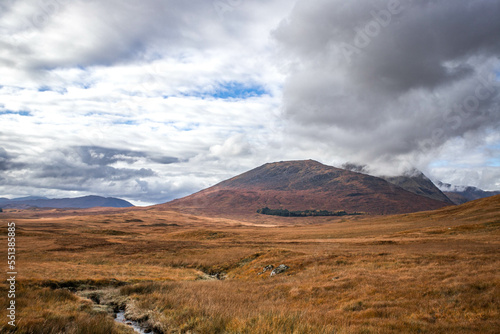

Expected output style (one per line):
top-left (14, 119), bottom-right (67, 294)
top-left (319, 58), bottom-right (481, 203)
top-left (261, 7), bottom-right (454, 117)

top-left (0, 195), bottom-right (134, 209)
top-left (10, 196), bottom-right (50, 201)
top-left (162, 160), bottom-right (452, 215)
top-left (382, 170), bottom-right (454, 204)
top-left (437, 182), bottom-right (500, 205)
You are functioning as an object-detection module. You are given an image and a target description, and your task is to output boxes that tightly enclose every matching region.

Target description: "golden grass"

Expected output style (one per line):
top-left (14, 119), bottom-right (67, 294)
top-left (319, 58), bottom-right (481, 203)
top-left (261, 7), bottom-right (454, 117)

top-left (0, 283), bottom-right (133, 334)
top-left (0, 197), bottom-right (499, 333)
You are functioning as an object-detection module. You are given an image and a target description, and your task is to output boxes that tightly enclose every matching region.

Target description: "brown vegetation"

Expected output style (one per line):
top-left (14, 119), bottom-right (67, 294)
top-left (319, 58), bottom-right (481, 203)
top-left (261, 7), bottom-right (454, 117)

top-left (163, 160), bottom-right (452, 216)
top-left (0, 195), bottom-right (499, 333)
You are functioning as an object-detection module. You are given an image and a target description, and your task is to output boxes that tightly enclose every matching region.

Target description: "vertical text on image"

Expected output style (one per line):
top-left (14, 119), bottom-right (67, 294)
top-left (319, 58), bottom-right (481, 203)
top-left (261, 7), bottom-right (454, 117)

top-left (7, 222), bottom-right (17, 327)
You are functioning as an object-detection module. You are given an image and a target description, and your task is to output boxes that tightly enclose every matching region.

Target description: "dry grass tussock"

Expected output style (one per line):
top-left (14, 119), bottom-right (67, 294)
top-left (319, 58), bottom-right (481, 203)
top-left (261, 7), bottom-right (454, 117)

top-left (0, 196), bottom-right (499, 333)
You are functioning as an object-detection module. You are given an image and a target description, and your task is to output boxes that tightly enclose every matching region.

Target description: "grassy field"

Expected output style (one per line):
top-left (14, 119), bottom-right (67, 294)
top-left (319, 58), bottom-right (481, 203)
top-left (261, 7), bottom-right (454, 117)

top-left (0, 196), bottom-right (499, 333)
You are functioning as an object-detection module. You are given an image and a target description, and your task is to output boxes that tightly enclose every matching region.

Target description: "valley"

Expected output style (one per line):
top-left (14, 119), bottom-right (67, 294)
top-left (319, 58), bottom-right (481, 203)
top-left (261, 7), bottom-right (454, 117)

top-left (1, 195), bottom-right (498, 333)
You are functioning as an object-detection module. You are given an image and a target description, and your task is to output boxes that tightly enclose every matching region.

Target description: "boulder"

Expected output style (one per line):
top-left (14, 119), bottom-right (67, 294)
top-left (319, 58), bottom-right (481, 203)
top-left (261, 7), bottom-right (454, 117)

top-left (258, 265), bottom-right (274, 275)
top-left (270, 264), bottom-right (289, 277)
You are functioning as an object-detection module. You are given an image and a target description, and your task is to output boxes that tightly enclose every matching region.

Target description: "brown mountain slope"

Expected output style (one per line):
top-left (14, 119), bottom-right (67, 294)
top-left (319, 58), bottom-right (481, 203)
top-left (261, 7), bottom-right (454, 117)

top-left (161, 160), bottom-right (452, 215)
top-left (415, 193), bottom-right (500, 220)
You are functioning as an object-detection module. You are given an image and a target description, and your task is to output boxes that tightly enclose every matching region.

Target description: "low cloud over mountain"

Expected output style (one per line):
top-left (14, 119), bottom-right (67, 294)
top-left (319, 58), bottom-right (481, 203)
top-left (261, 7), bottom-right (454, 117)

top-left (0, 0), bottom-right (498, 204)
top-left (275, 0), bottom-right (500, 175)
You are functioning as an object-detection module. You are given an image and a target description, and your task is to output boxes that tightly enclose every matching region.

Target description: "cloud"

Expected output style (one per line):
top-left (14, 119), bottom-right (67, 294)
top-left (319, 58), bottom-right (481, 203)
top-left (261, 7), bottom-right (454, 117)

top-left (36, 165), bottom-right (156, 182)
top-left (1, 1), bottom-right (216, 70)
top-left (1, 0), bottom-right (499, 205)
top-left (1, 0), bottom-right (293, 75)
top-left (2, 146), bottom-right (156, 184)
top-left (0, 0), bottom-right (296, 204)
top-left (0, 147), bottom-right (24, 171)
top-left (0, 148), bottom-right (11, 171)
top-left (75, 146), bottom-right (179, 166)
top-left (274, 0), bottom-right (500, 174)
top-left (341, 163), bottom-right (369, 174)
top-left (432, 166), bottom-right (500, 192)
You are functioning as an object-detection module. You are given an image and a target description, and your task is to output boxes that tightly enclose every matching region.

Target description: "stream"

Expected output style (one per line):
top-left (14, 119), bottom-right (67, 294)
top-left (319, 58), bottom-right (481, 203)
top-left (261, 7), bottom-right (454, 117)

top-left (114, 310), bottom-right (149, 334)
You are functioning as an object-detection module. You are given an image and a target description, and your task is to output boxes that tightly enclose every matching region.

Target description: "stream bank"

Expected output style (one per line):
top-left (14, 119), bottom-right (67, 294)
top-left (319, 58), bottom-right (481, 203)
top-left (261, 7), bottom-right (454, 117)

top-left (114, 310), bottom-right (149, 334)
top-left (78, 287), bottom-right (160, 334)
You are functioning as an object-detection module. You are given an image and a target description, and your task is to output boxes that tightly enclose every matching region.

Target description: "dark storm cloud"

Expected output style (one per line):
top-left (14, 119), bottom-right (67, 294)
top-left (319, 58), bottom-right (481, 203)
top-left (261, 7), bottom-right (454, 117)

top-left (0, 147), bottom-right (25, 171)
top-left (29, 145), bottom-right (181, 183)
top-left (0, 148), bottom-right (11, 171)
top-left (23, 146), bottom-right (157, 185)
top-left (150, 156), bottom-right (181, 165)
top-left (274, 0), bottom-right (500, 165)
top-left (4, 0), bottom-right (239, 71)
top-left (75, 146), bottom-right (179, 166)
top-left (0, 146), bottom-right (162, 196)
top-left (35, 165), bottom-right (156, 181)
top-left (0, 163), bottom-right (155, 193)
top-left (76, 146), bottom-right (143, 166)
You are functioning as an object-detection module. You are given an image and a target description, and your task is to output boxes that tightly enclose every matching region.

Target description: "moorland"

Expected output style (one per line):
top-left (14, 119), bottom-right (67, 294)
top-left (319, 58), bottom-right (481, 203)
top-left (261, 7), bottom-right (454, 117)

top-left (0, 195), bottom-right (499, 333)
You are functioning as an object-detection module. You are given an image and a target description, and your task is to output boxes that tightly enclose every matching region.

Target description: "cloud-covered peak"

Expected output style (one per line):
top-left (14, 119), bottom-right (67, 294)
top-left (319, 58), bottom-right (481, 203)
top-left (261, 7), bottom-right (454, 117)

top-left (274, 0), bottom-right (500, 180)
top-left (0, 0), bottom-right (498, 204)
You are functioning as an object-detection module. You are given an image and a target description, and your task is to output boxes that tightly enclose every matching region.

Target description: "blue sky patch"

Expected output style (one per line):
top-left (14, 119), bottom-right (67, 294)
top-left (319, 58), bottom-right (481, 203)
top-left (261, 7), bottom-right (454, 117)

top-left (428, 160), bottom-right (450, 168)
top-left (38, 86), bottom-right (51, 92)
top-left (211, 81), bottom-right (268, 99)
top-left (486, 158), bottom-right (500, 167)
top-left (37, 86), bottom-right (68, 94)
top-left (183, 81), bottom-right (269, 100)
top-left (0, 110), bottom-right (32, 116)
top-left (113, 120), bottom-right (138, 126)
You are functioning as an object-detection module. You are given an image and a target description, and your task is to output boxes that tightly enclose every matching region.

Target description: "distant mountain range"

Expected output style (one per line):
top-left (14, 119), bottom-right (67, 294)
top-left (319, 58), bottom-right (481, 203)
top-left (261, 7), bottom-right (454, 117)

top-left (342, 164), bottom-right (498, 205)
top-left (2, 163), bottom-right (495, 212)
top-left (436, 182), bottom-right (500, 205)
top-left (162, 160), bottom-right (451, 215)
top-left (0, 195), bottom-right (134, 209)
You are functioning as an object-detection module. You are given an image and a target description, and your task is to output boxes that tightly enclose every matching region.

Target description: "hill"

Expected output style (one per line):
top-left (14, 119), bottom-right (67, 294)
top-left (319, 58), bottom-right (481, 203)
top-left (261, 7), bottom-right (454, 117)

top-left (0, 195), bottom-right (134, 209)
top-left (382, 170), bottom-right (454, 204)
top-left (162, 160), bottom-right (452, 215)
top-left (419, 193), bottom-right (500, 219)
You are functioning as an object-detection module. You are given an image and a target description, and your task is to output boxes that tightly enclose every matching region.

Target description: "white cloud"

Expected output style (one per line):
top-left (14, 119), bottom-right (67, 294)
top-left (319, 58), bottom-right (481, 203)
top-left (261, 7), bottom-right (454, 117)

top-left (274, 0), bottom-right (500, 180)
top-left (1, 0), bottom-right (499, 205)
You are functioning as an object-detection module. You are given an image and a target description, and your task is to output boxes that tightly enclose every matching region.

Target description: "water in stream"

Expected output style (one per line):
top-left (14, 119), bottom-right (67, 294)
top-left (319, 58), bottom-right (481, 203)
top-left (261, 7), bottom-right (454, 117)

top-left (114, 310), bottom-right (149, 334)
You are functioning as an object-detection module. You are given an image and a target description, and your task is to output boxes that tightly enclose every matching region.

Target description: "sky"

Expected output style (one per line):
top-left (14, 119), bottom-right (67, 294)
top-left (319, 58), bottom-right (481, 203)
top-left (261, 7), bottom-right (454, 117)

top-left (0, 0), bottom-right (499, 206)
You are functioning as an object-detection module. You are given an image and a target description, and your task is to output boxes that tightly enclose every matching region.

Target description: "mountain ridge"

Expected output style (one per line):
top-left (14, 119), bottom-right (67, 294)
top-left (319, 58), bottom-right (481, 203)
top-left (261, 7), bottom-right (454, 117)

top-left (162, 160), bottom-right (452, 215)
top-left (437, 182), bottom-right (500, 204)
top-left (381, 171), bottom-right (454, 204)
top-left (0, 195), bottom-right (134, 209)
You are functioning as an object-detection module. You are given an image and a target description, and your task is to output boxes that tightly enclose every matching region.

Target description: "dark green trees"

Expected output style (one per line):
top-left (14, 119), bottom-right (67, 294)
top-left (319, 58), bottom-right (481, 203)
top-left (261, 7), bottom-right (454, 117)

top-left (257, 207), bottom-right (355, 217)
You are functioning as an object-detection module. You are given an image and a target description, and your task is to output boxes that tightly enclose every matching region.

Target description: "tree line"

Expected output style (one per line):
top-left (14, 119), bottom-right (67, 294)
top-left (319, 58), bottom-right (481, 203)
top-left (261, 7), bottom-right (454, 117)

top-left (257, 207), bottom-right (362, 217)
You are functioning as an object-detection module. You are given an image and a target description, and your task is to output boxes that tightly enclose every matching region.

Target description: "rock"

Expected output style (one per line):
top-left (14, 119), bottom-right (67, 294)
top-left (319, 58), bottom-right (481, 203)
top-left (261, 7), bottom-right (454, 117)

top-left (205, 272), bottom-right (226, 280)
top-left (270, 264), bottom-right (289, 277)
top-left (258, 265), bottom-right (274, 275)
top-left (214, 272), bottom-right (226, 280)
